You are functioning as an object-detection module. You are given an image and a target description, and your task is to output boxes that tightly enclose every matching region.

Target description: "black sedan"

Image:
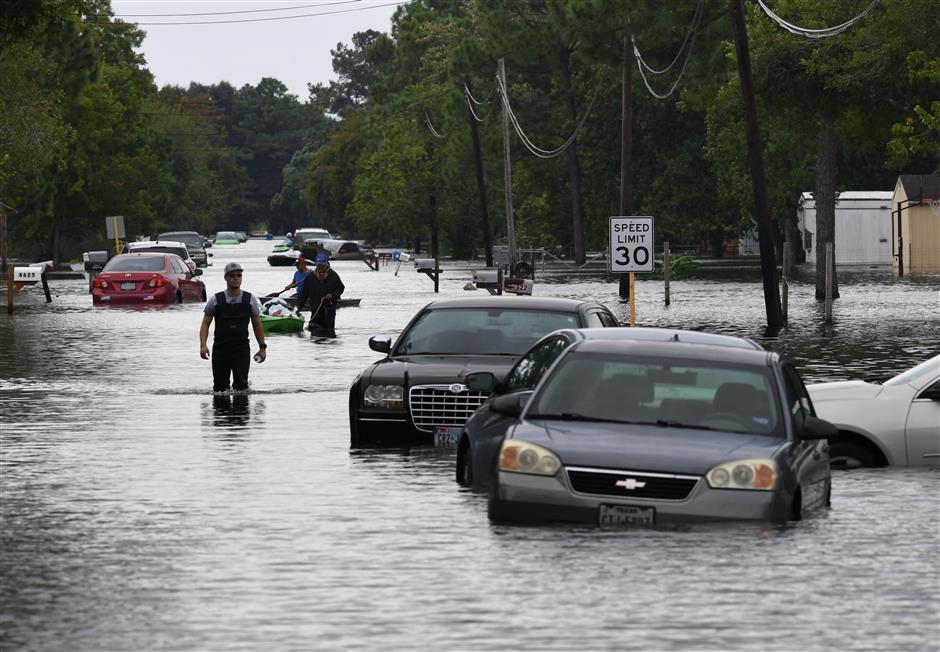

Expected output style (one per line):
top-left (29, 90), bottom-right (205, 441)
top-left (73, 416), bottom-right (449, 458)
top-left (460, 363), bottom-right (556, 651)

top-left (349, 296), bottom-right (620, 447)
top-left (456, 327), bottom-right (764, 489)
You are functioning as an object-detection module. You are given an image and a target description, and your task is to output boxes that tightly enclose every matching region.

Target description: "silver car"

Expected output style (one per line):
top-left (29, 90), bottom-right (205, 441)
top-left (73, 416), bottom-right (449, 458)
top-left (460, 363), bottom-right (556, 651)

top-left (487, 339), bottom-right (836, 525)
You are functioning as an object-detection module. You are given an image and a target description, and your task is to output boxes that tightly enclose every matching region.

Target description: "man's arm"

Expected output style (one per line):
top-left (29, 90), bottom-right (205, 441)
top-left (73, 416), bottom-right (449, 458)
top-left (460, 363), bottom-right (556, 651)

top-left (251, 314), bottom-right (267, 362)
top-left (199, 314), bottom-right (213, 359)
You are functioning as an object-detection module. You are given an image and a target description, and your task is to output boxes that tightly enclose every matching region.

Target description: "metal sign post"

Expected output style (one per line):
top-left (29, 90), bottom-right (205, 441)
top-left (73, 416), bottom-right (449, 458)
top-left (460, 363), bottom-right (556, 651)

top-left (105, 215), bottom-right (125, 254)
top-left (609, 216), bottom-right (655, 327)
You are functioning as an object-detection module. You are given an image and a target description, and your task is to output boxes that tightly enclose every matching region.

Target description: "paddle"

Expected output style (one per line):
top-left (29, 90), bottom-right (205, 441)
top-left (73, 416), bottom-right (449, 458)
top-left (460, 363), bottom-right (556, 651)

top-left (264, 289), bottom-right (287, 298)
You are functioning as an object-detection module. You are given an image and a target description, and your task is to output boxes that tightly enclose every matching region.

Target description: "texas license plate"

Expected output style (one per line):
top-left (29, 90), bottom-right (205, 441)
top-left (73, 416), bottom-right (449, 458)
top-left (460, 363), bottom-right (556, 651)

top-left (121, 282), bottom-right (136, 290)
top-left (599, 504), bottom-right (655, 527)
top-left (433, 427), bottom-right (460, 447)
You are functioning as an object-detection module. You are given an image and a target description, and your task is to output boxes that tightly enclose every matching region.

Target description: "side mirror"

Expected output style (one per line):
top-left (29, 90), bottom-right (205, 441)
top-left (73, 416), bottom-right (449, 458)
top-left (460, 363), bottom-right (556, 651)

top-left (192, 268), bottom-right (203, 276)
top-left (799, 415), bottom-right (838, 440)
top-left (490, 392), bottom-right (530, 417)
top-left (207, 252), bottom-right (214, 257)
top-left (203, 241), bottom-right (212, 248)
top-left (369, 335), bottom-right (392, 354)
top-left (465, 371), bottom-right (498, 394)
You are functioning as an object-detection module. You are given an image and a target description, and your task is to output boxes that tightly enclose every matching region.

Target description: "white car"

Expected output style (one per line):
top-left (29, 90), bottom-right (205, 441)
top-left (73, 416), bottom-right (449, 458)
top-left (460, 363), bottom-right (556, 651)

top-left (124, 240), bottom-right (197, 273)
top-left (807, 354), bottom-right (940, 468)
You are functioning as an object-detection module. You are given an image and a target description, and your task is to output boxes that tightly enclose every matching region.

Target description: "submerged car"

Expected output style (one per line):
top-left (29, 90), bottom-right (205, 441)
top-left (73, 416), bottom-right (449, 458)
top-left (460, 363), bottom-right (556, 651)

top-left (124, 240), bottom-right (197, 273)
top-left (214, 231), bottom-right (240, 245)
top-left (485, 339), bottom-right (836, 525)
top-left (157, 230), bottom-right (212, 267)
top-left (807, 354), bottom-right (940, 468)
top-left (457, 328), bottom-right (764, 489)
top-left (92, 253), bottom-right (205, 305)
top-left (322, 239), bottom-right (374, 260)
top-left (349, 296), bottom-right (621, 447)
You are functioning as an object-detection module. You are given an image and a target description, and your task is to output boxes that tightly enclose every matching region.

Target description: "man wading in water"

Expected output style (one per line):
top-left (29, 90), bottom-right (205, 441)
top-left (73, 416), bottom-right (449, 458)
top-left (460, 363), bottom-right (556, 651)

top-left (199, 262), bottom-right (267, 392)
top-left (297, 252), bottom-right (344, 338)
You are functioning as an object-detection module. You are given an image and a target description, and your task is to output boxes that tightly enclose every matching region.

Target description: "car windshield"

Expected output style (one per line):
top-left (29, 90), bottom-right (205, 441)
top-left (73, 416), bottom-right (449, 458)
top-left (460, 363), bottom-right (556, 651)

top-left (394, 308), bottom-right (579, 356)
top-left (885, 354), bottom-right (940, 388)
top-left (296, 229), bottom-right (330, 241)
top-left (528, 352), bottom-right (783, 437)
top-left (133, 245), bottom-right (187, 259)
top-left (216, 232), bottom-right (237, 239)
top-left (159, 233), bottom-right (202, 248)
top-left (104, 256), bottom-right (165, 272)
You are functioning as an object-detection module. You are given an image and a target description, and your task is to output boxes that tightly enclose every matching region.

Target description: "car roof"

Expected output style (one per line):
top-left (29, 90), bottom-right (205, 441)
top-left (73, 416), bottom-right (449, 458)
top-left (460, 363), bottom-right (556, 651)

top-left (561, 327), bottom-right (764, 350)
top-left (422, 296), bottom-right (599, 311)
top-left (158, 230), bottom-right (198, 236)
top-left (573, 338), bottom-right (775, 366)
top-left (128, 240), bottom-right (188, 249)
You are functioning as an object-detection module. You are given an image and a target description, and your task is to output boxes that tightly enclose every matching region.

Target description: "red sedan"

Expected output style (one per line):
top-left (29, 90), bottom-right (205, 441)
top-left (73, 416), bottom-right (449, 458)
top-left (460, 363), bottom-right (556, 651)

top-left (92, 253), bottom-right (207, 305)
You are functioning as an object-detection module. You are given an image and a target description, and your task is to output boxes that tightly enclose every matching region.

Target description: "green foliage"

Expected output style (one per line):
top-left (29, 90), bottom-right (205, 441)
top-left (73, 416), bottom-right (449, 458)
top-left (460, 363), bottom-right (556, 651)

top-left (653, 254), bottom-right (699, 279)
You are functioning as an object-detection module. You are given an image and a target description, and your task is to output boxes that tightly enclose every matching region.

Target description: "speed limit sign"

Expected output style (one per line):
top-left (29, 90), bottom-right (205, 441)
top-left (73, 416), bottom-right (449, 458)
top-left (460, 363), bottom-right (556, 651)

top-left (609, 216), bottom-right (655, 273)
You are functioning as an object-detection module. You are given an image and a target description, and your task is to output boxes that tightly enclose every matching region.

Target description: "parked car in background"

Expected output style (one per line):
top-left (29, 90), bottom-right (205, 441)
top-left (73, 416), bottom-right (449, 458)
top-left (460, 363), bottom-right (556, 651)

top-left (349, 296), bottom-right (621, 447)
top-left (485, 339), bottom-right (835, 525)
top-left (235, 231), bottom-right (248, 243)
top-left (322, 239), bottom-right (374, 260)
top-left (292, 227), bottom-right (332, 247)
top-left (214, 231), bottom-right (240, 245)
top-left (807, 354), bottom-right (940, 468)
top-left (92, 253), bottom-right (205, 305)
top-left (456, 328), bottom-right (764, 489)
top-left (124, 240), bottom-right (197, 272)
top-left (157, 230), bottom-right (211, 267)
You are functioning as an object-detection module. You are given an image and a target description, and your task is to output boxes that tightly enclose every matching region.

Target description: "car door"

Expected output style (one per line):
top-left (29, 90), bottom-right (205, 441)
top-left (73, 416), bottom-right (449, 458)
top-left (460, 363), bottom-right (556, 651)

top-left (466, 334), bottom-right (574, 482)
top-left (171, 257), bottom-right (195, 299)
top-left (782, 364), bottom-right (829, 508)
top-left (906, 377), bottom-right (940, 466)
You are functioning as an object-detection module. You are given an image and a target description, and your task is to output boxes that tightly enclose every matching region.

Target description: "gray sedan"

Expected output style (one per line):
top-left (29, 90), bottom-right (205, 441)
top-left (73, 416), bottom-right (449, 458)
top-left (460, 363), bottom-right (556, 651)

top-left (487, 339), bottom-right (836, 525)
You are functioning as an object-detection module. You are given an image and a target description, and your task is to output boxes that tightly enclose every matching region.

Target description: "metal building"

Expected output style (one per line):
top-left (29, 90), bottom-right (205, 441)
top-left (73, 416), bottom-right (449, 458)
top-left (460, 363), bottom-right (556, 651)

top-left (798, 191), bottom-right (893, 266)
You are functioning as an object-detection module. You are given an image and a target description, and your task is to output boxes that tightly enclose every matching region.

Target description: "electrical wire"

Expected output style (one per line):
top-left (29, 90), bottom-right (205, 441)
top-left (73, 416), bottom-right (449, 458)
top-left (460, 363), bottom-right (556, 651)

top-left (117, 0), bottom-right (363, 18)
top-left (633, 0), bottom-right (704, 76)
top-left (630, 0), bottom-right (703, 100)
top-left (424, 111), bottom-right (444, 138)
top-left (756, 0), bottom-right (880, 39)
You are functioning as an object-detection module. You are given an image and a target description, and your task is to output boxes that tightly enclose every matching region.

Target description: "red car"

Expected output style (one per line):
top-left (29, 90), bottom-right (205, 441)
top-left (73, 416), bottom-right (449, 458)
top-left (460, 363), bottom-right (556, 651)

top-left (92, 253), bottom-right (206, 305)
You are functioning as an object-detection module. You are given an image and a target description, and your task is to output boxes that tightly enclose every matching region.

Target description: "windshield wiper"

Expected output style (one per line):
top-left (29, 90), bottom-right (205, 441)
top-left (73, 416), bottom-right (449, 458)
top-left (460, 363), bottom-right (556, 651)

top-left (655, 419), bottom-right (717, 431)
top-left (528, 412), bottom-right (620, 423)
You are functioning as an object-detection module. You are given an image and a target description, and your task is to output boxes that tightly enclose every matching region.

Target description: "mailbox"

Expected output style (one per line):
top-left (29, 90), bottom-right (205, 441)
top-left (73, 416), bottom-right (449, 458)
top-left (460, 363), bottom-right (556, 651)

top-left (413, 258), bottom-right (436, 272)
top-left (83, 250), bottom-right (110, 271)
top-left (472, 269), bottom-right (499, 284)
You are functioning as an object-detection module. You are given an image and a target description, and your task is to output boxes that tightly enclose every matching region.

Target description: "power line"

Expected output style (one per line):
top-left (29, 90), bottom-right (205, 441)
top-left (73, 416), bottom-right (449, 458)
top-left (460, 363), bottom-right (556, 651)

top-left (756, 0), bottom-right (881, 39)
top-left (631, 0), bottom-right (703, 100)
top-left (423, 112), bottom-right (445, 139)
top-left (117, 0), bottom-right (363, 18)
top-left (88, 1), bottom-right (407, 26)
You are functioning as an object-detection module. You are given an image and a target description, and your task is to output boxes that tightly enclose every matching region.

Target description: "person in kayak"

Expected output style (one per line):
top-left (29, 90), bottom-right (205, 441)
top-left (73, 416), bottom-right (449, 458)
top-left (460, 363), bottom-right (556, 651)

top-left (281, 256), bottom-right (312, 298)
top-left (199, 262), bottom-right (267, 392)
top-left (297, 252), bottom-right (345, 338)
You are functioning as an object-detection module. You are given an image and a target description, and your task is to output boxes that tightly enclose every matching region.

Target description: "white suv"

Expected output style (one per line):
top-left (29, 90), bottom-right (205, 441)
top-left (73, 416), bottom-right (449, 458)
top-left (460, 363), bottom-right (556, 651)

top-left (124, 240), bottom-right (197, 272)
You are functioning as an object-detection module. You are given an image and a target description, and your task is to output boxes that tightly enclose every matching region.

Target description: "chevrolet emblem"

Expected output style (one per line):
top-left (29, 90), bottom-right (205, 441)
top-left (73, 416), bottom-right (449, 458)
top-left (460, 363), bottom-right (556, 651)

top-left (615, 478), bottom-right (646, 491)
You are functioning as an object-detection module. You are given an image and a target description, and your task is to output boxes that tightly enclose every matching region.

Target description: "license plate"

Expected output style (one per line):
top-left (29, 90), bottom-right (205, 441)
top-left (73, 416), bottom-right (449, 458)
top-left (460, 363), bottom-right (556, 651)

top-left (433, 427), bottom-right (460, 447)
top-left (599, 504), bottom-right (655, 527)
top-left (121, 282), bottom-right (136, 290)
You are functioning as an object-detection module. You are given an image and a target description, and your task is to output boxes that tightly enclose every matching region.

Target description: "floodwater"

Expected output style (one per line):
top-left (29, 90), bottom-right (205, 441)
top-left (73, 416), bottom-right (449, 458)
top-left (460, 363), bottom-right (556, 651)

top-left (1, 240), bottom-right (938, 651)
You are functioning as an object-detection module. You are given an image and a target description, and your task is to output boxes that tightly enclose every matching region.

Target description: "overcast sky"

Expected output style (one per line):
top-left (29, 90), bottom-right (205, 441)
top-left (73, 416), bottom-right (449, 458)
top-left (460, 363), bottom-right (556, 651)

top-left (111, 1), bottom-right (405, 100)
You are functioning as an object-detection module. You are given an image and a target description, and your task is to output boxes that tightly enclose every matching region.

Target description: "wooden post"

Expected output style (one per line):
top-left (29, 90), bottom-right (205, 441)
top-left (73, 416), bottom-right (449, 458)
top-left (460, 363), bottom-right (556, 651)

top-left (0, 204), bottom-right (7, 273)
top-left (782, 241), bottom-right (791, 321)
top-left (629, 272), bottom-right (636, 327)
top-left (6, 265), bottom-right (13, 315)
top-left (498, 58), bottom-right (517, 272)
top-left (824, 243), bottom-right (833, 324)
top-left (434, 257), bottom-right (439, 293)
top-left (466, 76), bottom-right (493, 268)
top-left (663, 241), bottom-right (671, 306)
top-left (618, 35), bottom-right (634, 302)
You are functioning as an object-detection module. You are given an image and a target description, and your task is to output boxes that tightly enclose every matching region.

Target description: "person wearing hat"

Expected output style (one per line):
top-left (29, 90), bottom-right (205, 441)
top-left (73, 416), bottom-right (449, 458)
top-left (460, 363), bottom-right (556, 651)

top-left (297, 252), bottom-right (345, 337)
top-left (199, 262), bottom-right (267, 392)
top-left (282, 256), bottom-right (312, 298)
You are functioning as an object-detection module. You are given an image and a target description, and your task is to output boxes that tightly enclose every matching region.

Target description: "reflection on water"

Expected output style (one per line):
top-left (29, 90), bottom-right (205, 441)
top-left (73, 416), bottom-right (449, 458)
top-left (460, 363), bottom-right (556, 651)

top-left (1, 241), bottom-right (937, 650)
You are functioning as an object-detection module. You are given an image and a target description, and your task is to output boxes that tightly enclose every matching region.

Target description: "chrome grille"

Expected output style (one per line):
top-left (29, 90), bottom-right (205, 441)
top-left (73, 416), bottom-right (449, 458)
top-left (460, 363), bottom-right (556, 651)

top-left (567, 467), bottom-right (699, 500)
top-left (409, 385), bottom-right (488, 432)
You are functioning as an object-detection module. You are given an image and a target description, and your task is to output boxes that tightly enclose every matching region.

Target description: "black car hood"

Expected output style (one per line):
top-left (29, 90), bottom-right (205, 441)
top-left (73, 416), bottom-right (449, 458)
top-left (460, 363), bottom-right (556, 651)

top-left (512, 420), bottom-right (786, 476)
top-left (366, 354), bottom-right (519, 385)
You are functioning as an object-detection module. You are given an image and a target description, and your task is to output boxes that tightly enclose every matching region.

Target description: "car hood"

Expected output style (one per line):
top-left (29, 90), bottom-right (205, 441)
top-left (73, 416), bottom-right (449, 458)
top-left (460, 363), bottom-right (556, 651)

top-left (366, 354), bottom-right (518, 385)
top-left (511, 420), bottom-right (785, 476)
top-left (806, 380), bottom-right (884, 401)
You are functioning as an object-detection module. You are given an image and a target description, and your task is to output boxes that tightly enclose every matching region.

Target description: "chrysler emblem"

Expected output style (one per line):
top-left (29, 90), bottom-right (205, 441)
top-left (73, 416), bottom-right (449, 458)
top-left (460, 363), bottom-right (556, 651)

top-left (615, 478), bottom-right (646, 491)
top-left (449, 383), bottom-right (466, 394)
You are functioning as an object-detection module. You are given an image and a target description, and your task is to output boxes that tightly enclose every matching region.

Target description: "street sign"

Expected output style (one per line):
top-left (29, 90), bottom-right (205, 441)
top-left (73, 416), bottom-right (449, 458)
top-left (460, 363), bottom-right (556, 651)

top-left (105, 215), bottom-right (125, 239)
top-left (609, 216), bottom-right (655, 273)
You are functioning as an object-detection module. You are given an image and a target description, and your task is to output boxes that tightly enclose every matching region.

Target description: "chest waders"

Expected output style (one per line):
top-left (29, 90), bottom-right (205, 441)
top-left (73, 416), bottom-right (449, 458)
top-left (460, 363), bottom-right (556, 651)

top-left (212, 291), bottom-right (253, 392)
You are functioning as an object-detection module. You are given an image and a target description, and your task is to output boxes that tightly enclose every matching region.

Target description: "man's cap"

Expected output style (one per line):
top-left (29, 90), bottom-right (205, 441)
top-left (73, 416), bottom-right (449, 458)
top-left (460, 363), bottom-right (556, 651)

top-left (315, 253), bottom-right (329, 264)
top-left (224, 262), bottom-right (243, 276)
top-left (295, 257), bottom-right (309, 266)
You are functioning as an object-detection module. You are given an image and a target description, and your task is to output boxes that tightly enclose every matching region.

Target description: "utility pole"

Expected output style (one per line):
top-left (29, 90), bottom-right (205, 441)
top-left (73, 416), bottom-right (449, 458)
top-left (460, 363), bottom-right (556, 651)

top-left (619, 35), bottom-right (634, 302)
top-left (466, 77), bottom-right (493, 267)
top-left (498, 58), bottom-right (518, 273)
top-left (729, 0), bottom-right (784, 329)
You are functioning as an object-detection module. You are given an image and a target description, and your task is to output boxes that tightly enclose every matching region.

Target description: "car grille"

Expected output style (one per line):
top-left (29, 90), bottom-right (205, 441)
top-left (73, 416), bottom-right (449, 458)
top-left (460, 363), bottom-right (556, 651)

top-left (567, 467), bottom-right (699, 500)
top-left (409, 385), bottom-right (488, 432)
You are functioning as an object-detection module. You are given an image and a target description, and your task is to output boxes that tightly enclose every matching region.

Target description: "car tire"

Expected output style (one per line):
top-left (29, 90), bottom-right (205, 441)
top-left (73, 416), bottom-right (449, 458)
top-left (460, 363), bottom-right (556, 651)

top-left (829, 440), bottom-right (881, 469)
top-left (175, 291), bottom-right (183, 304)
top-left (349, 389), bottom-right (362, 448)
top-left (790, 490), bottom-right (803, 522)
top-left (456, 441), bottom-right (473, 486)
top-left (200, 288), bottom-right (207, 301)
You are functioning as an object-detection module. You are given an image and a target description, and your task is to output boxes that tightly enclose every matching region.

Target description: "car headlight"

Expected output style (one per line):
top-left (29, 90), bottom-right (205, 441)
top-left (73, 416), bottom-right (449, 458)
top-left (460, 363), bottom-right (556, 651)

top-left (706, 459), bottom-right (777, 490)
top-left (498, 440), bottom-right (561, 477)
top-left (363, 384), bottom-right (404, 409)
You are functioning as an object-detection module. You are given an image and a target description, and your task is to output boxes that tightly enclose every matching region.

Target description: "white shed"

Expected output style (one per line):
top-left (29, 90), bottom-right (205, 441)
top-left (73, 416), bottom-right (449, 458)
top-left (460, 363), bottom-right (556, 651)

top-left (798, 191), bottom-right (893, 265)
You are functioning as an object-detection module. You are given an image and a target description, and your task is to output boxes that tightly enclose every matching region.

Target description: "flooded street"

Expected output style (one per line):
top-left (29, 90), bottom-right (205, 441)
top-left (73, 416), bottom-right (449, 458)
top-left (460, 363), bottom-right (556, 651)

top-left (1, 239), bottom-right (938, 651)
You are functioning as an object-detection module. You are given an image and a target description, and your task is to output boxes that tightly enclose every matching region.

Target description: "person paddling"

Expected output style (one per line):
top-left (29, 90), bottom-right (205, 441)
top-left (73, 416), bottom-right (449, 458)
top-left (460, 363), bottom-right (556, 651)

top-left (199, 262), bottom-right (267, 392)
top-left (297, 252), bottom-right (344, 338)
top-left (282, 256), bottom-right (312, 299)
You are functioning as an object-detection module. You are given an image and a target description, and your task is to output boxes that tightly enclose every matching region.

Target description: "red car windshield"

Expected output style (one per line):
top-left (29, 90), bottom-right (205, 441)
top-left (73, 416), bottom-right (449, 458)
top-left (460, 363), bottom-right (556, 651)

top-left (104, 256), bottom-right (166, 272)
